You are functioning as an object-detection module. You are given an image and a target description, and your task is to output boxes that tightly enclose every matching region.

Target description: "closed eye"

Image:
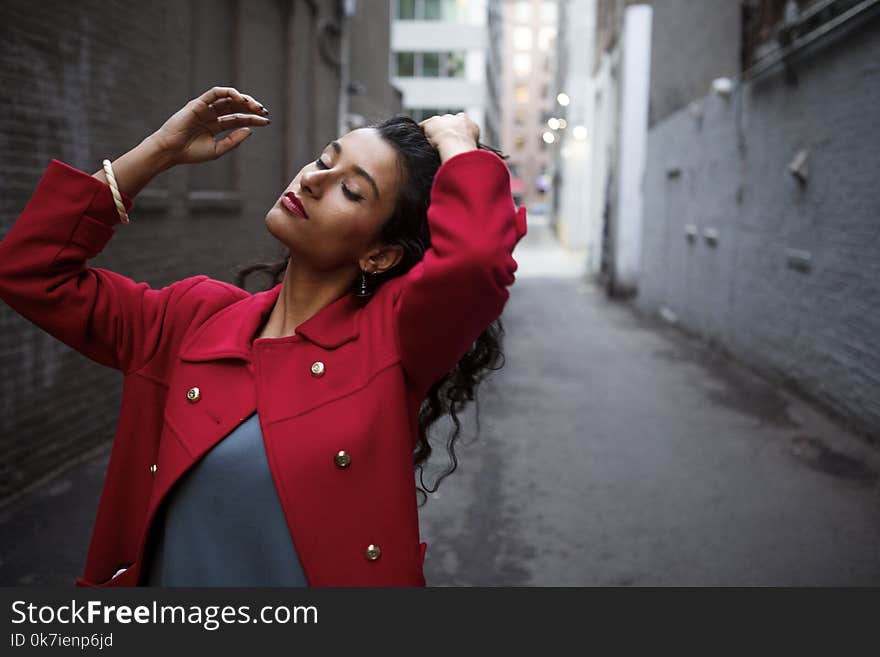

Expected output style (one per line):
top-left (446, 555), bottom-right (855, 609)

top-left (314, 158), bottom-right (364, 202)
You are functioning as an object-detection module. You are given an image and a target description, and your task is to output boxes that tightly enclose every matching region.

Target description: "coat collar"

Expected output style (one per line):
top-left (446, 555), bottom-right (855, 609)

top-left (180, 283), bottom-right (362, 362)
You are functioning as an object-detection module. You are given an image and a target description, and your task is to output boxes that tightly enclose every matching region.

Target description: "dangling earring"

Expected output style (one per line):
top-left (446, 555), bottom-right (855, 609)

top-left (354, 268), bottom-right (372, 299)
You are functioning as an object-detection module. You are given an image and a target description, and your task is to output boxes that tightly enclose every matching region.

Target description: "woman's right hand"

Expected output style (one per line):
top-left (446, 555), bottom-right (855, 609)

top-left (149, 86), bottom-right (270, 166)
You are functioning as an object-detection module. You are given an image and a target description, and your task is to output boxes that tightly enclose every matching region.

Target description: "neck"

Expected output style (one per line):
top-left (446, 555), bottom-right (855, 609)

top-left (259, 257), bottom-right (356, 339)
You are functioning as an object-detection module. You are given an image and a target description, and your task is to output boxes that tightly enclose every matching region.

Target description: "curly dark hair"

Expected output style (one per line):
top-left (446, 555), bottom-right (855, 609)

top-left (233, 115), bottom-right (510, 506)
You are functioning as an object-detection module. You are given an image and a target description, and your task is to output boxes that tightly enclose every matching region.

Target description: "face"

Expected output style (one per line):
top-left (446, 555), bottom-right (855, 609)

top-left (265, 128), bottom-right (403, 275)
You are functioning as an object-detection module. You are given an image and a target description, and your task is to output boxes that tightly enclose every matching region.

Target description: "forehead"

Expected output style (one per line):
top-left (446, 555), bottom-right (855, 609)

top-left (330, 129), bottom-right (400, 193)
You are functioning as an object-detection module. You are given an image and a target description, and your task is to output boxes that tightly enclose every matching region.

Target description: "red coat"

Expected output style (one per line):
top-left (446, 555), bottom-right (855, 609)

top-left (0, 149), bottom-right (527, 587)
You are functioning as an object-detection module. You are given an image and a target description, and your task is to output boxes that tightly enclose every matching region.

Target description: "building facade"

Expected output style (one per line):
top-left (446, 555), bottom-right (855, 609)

top-left (390, 0), bottom-right (488, 126)
top-left (498, 0), bottom-right (561, 208)
top-left (636, 0), bottom-right (880, 437)
top-left (485, 0), bottom-right (505, 150)
top-left (554, 0), bottom-right (597, 252)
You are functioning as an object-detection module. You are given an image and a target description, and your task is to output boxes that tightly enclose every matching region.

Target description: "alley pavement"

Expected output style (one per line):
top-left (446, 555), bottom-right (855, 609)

top-left (417, 212), bottom-right (880, 586)
top-left (2, 212), bottom-right (879, 586)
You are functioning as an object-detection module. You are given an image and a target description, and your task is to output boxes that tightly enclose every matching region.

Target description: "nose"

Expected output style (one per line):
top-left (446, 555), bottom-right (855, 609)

top-left (300, 168), bottom-right (331, 197)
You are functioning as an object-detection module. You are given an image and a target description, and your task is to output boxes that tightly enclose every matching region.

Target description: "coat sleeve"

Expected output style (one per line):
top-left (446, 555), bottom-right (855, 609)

top-left (0, 159), bottom-right (208, 374)
top-left (391, 148), bottom-right (528, 391)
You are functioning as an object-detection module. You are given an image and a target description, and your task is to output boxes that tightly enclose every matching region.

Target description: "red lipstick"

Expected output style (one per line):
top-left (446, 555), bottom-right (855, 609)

top-left (282, 191), bottom-right (308, 218)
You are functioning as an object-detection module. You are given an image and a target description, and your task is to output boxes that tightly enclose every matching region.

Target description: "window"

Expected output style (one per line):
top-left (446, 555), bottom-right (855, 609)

top-left (396, 0), bottom-right (465, 21)
top-left (515, 83), bottom-right (530, 103)
top-left (537, 27), bottom-right (556, 51)
top-left (393, 51), bottom-right (466, 78)
top-left (444, 51), bottom-right (465, 78)
top-left (513, 26), bottom-right (533, 50)
top-left (514, 133), bottom-right (526, 150)
top-left (741, 0), bottom-right (830, 71)
top-left (397, 0), bottom-right (416, 19)
top-left (514, 106), bottom-right (527, 125)
top-left (395, 52), bottom-right (415, 76)
top-left (513, 52), bottom-right (532, 77)
top-left (422, 52), bottom-right (441, 77)
top-left (424, 0), bottom-right (442, 19)
top-left (541, 1), bottom-right (558, 24)
top-left (515, 1), bottom-right (532, 23)
top-left (442, 0), bottom-right (465, 21)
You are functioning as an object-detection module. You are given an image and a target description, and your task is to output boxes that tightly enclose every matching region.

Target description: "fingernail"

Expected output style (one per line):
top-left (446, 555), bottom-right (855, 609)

top-left (261, 107), bottom-right (269, 114)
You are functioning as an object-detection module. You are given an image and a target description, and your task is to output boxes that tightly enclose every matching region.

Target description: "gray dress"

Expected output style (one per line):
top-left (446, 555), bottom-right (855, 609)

top-left (141, 411), bottom-right (308, 586)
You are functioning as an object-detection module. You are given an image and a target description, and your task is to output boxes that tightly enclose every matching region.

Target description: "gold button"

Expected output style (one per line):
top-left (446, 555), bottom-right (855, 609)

top-left (365, 544), bottom-right (381, 561)
top-left (150, 464), bottom-right (157, 477)
top-left (186, 387), bottom-right (201, 402)
top-left (334, 450), bottom-right (351, 468)
top-left (310, 361), bottom-right (325, 377)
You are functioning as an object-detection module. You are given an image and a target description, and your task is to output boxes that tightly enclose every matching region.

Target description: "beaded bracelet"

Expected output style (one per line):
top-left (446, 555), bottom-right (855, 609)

top-left (101, 159), bottom-right (130, 224)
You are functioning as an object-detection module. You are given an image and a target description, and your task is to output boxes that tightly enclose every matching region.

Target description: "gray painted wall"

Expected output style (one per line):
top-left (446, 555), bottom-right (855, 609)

top-left (647, 0), bottom-right (740, 126)
top-left (637, 16), bottom-right (880, 438)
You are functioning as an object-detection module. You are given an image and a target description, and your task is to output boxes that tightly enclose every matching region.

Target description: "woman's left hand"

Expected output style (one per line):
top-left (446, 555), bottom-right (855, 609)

top-left (419, 112), bottom-right (480, 162)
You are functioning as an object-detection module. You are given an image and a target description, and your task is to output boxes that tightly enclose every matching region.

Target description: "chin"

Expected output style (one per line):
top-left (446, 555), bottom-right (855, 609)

top-left (264, 208), bottom-right (296, 244)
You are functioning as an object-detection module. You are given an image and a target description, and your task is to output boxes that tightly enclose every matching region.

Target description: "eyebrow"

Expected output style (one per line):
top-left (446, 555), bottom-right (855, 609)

top-left (325, 140), bottom-right (381, 200)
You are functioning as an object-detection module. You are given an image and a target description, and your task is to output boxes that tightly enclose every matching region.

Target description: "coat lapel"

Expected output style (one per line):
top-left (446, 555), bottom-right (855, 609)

top-left (179, 282), bottom-right (362, 363)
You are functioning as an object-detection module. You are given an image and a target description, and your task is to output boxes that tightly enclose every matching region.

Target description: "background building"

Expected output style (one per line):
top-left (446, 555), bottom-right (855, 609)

top-left (485, 0), bottom-right (506, 150)
top-left (0, 0), bottom-right (401, 505)
top-left (390, 0), bottom-right (488, 126)
top-left (554, 0), bottom-right (597, 252)
top-left (498, 0), bottom-right (560, 208)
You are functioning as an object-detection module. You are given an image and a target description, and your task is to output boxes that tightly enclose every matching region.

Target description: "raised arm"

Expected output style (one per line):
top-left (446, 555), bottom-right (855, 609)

top-left (0, 86), bottom-right (270, 374)
top-left (392, 114), bottom-right (528, 391)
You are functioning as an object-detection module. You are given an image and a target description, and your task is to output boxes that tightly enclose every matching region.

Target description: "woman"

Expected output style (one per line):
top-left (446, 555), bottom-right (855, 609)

top-left (0, 86), bottom-right (527, 587)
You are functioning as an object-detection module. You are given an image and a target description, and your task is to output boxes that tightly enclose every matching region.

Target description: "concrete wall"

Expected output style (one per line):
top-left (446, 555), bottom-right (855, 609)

top-left (390, 21), bottom-right (487, 50)
top-left (611, 4), bottom-right (652, 295)
top-left (349, 0), bottom-right (404, 125)
top-left (636, 15), bottom-right (880, 437)
top-left (586, 50), bottom-right (620, 277)
top-left (647, 0), bottom-right (740, 126)
top-left (389, 77), bottom-right (486, 109)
